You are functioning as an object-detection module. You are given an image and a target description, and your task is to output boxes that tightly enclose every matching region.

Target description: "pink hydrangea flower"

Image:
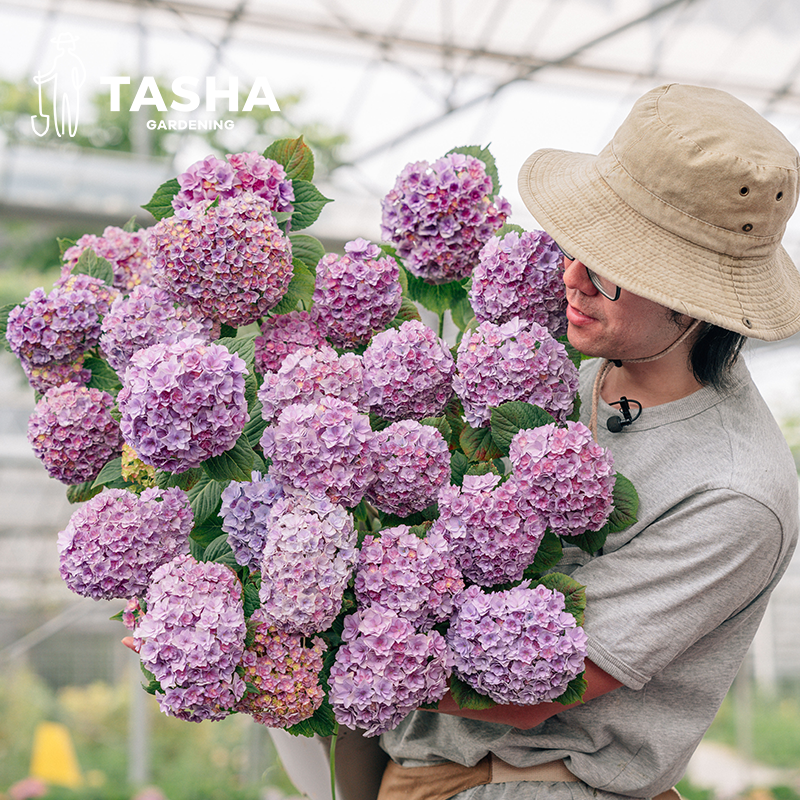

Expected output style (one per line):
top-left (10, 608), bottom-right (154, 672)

top-left (254, 310), bottom-right (328, 374)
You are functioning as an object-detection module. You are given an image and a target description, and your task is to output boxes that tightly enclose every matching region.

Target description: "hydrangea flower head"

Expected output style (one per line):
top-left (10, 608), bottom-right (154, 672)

top-left (28, 382), bottom-right (123, 484)
top-left (328, 605), bottom-right (451, 737)
top-left (260, 397), bottom-right (377, 507)
top-left (380, 152), bottom-right (511, 284)
top-left (361, 320), bottom-right (455, 421)
top-left (134, 554), bottom-right (247, 722)
top-left (100, 284), bottom-right (214, 375)
top-left (508, 421), bottom-right (615, 537)
top-left (235, 609), bottom-right (326, 728)
top-left (120, 442), bottom-right (157, 487)
top-left (433, 473), bottom-right (546, 586)
top-left (254, 310), bottom-right (327, 374)
top-left (258, 345), bottom-right (366, 425)
top-left (118, 337), bottom-right (248, 473)
top-left (151, 193), bottom-right (293, 328)
top-left (447, 582), bottom-right (587, 705)
top-left (366, 420), bottom-right (450, 516)
top-left (470, 230), bottom-right (567, 336)
top-left (257, 491), bottom-right (358, 635)
top-left (219, 471), bottom-right (284, 571)
top-left (20, 357), bottom-right (91, 394)
top-left (312, 239), bottom-right (402, 348)
top-left (355, 525), bottom-right (463, 630)
top-left (57, 487), bottom-right (193, 600)
top-left (453, 317), bottom-right (578, 428)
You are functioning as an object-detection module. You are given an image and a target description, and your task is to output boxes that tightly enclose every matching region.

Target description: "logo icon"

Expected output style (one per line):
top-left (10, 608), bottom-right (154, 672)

top-left (31, 32), bottom-right (87, 138)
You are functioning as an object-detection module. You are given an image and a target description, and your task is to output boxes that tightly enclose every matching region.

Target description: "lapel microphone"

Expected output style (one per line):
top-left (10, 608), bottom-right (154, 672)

top-left (606, 396), bottom-right (642, 433)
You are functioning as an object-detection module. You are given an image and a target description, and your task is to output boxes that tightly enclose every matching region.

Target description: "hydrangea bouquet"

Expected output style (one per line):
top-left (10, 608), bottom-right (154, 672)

top-left (1, 139), bottom-right (639, 759)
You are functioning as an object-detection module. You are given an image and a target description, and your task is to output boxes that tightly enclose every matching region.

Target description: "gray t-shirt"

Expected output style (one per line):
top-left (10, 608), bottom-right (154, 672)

top-left (380, 358), bottom-right (799, 799)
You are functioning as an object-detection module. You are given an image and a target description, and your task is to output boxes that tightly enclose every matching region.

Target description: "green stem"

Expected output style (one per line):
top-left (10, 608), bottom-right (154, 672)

top-left (438, 311), bottom-right (445, 339)
top-left (329, 722), bottom-right (339, 800)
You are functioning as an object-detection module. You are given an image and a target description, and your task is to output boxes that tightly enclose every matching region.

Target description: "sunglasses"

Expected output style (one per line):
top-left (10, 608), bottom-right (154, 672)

top-left (556, 243), bottom-right (621, 302)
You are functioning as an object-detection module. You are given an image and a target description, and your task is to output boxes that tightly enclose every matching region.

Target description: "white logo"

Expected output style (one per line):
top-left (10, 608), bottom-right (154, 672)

top-left (31, 32), bottom-right (87, 137)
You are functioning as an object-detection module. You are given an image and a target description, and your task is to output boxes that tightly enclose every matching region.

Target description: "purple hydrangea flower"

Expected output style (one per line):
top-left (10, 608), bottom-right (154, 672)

top-left (470, 230), bottom-right (567, 337)
top-left (365, 420), bottom-right (451, 516)
top-left (328, 605), bottom-right (451, 737)
top-left (432, 473), bottom-right (546, 587)
top-left (118, 338), bottom-right (249, 473)
top-left (235, 608), bottom-right (326, 727)
top-left (62, 225), bottom-right (154, 291)
top-left (508, 421), bottom-right (615, 537)
top-left (453, 317), bottom-right (578, 428)
top-left (28, 382), bottom-right (123, 484)
top-left (260, 397), bottom-right (377, 507)
top-left (151, 193), bottom-right (293, 328)
top-left (258, 345), bottom-right (366, 425)
top-left (254, 310), bottom-right (328, 374)
top-left (172, 152), bottom-right (294, 216)
top-left (447, 582), bottom-right (587, 705)
top-left (57, 487), bottom-right (192, 600)
top-left (354, 526), bottom-right (463, 630)
top-left (100, 284), bottom-right (214, 375)
top-left (257, 491), bottom-right (358, 635)
top-left (134, 554), bottom-right (247, 722)
top-left (20, 357), bottom-right (92, 394)
top-left (361, 320), bottom-right (455, 421)
top-left (312, 239), bottom-right (402, 348)
top-left (219, 471), bottom-right (284, 571)
top-left (380, 152), bottom-right (511, 284)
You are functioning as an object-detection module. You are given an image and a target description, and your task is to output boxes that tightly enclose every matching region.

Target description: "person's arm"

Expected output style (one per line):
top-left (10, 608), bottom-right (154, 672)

top-left (429, 658), bottom-right (622, 730)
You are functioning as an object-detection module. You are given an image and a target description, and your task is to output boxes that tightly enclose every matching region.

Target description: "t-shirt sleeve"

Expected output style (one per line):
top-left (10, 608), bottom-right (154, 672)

top-left (569, 489), bottom-right (785, 689)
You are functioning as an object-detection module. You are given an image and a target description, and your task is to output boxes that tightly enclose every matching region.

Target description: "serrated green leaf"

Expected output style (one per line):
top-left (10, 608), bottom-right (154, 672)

top-left (268, 259), bottom-right (316, 315)
top-left (565, 527), bottom-right (607, 556)
top-left (390, 295), bottom-right (422, 325)
top-left (141, 177), bottom-right (179, 220)
top-left (243, 583), bottom-right (261, 617)
top-left (606, 473), bottom-right (638, 533)
top-left (58, 237), bottom-right (77, 257)
top-left (187, 473), bottom-right (227, 526)
top-left (201, 436), bottom-right (255, 482)
top-left (560, 337), bottom-right (584, 371)
top-left (66, 480), bottom-right (102, 504)
top-left (489, 401), bottom-right (557, 456)
top-left (202, 534), bottom-right (238, 567)
top-left (214, 333), bottom-right (257, 373)
top-left (420, 415), bottom-right (452, 443)
top-left (243, 402), bottom-right (268, 450)
top-left (522, 529), bottom-right (563, 579)
top-left (465, 460), bottom-right (500, 478)
top-left (285, 699), bottom-right (337, 738)
top-left (74, 248), bottom-right (114, 286)
top-left (368, 413), bottom-right (391, 433)
top-left (263, 136), bottom-right (315, 182)
top-left (92, 457), bottom-right (123, 489)
top-left (405, 270), bottom-right (468, 317)
top-left (289, 180), bottom-right (332, 231)
top-left (459, 424), bottom-right (503, 462)
top-left (84, 355), bottom-right (122, 395)
top-left (536, 572), bottom-right (586, 626)
top-left (288, 233), bottom-right (325, 270)
top-left (122, 215), bottom-right (139, 233)
top-left (450, 451), bottom-right (469, 487)
top-left (446, 144), bottom-right (501, 196)
top-left (567, 392), bottom-right (582, 423)
top-left (496, 223), bottom-right (526, 237)
top-left (191, 516), bottom-right (225, 548)
top-left (189, 538), bottom-right (205, 561)
top-left (449, 674), bottom-right (497, 711)
top-left (554, 672), bottom-right (587, 706)
top-left (155, 468), bottom-right (203, 491)
top-left (450, 293), bottom-right (475, 332)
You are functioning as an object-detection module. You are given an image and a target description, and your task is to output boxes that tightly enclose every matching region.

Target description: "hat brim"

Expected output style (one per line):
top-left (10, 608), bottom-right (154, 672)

top-left (519, 148), bottom-right (800, 341)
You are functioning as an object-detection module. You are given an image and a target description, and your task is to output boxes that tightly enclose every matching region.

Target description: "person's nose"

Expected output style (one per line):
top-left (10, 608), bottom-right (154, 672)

top-left (562, 259), bottom-right (599, 297)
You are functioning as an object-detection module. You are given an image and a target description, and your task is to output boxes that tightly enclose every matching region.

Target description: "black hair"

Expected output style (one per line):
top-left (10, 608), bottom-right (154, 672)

top-left (671, 311), bottom-right (746, 389)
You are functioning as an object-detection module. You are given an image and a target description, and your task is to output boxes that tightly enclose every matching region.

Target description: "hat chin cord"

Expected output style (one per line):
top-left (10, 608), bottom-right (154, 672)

top-left (588, 319), bottom-right (702, 439)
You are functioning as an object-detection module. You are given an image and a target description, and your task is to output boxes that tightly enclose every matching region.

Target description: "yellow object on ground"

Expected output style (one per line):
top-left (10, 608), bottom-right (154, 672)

top-left (29, 721), bottom-right (83, 788)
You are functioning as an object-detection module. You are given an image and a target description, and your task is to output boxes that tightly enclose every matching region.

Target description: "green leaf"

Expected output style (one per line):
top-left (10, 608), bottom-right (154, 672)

top-left (263, 136), bottom-right (315, 182)
top-left (155, 468), bottom-right (203, 491)
top-left (536, 572), bottom-right (586, 626)
top-left (450, 293), bottom-right (475, 331)
top-left (405, 271), bottom-right (468, 317)
top-left (605, 473), bottom-right (639, 534)
top-left (189, 538), bottom-right (205, 561)
top-left (390, 295), bottom-right (422, 325)
top-left (489, 401), bottom-right (557, 457)
top-left (368, 413), bottom-right (391, 433)
top-left (219, 323), bottom-right (238, 339)
top-left (74, 248), bottom-right (114, 286)
top-left (268, 259), bottom-right (316, 315)
top-left (202, 534), bottom-right (238, 567)
top-left (243, 582), bottom-right (261, 617)
top-left (459, 424), bottom-right (503, 462)
top-left (58, 237), bottom-right (77, 257)
top-left (560, 337), bottom-right (584, 371)
top-left (449, 674), bottom-right (497, 711)
top-left (201, 436), bottom-right (255, 482)
top-left (92, 457), bottom-right (123, 489)
top-left (0, 303), bottom-right (17, 351)
top-left (554, 672), bottom-right (588, 706)
top-left (285, 699), bottom-right (337, 738)
top-left (243, 400), bottom-right (268, 450)
top-left (191, 517), bottom-right (225, 548)
top-left (187, 474), bottom-right (227, 526)
top-left (565, 527), bottom-right (607, 556)
top-left (567, 392), bottom-right (582, 423)
top-left (215, 332), bottom-right (257, 373)
top-left (122, 216), bottom-right (139, 233)
top-left (141, 177), bottom-right (179, 220)
top-left (496, 223), bottom-right (526, 237)
top-left (420, 415), bottom-right (452, 444)
top-left (288, 233), bottom-right (325, 270)
top-left (446, 144), bottom-right (501, 196)
top-left (66, 480), bottom-right (102, 504)
top-left (450, 451), bottom-right (469, 487)
top-left (522, 529), bottom-right (563, 579)
top-left (465, 460), bottom-right (501, 478)
top-left (84, 355), bottom-right (122, 395)
top-left (289, 180), bottom-right (332, 231)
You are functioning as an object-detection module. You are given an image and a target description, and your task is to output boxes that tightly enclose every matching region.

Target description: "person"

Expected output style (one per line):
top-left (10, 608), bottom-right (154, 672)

top-left (376, 83), bottom-right (800, 800)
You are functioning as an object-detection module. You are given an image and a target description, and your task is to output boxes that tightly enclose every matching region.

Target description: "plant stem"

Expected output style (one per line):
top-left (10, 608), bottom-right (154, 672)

top-left (438, 311), bottom-right (445, 339)
top-left (329, 722), bottom-right (339, 800)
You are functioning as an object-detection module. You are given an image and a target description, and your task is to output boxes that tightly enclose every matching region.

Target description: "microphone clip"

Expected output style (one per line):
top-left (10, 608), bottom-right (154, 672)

top-left (606, 396), bottom-right (642, 433)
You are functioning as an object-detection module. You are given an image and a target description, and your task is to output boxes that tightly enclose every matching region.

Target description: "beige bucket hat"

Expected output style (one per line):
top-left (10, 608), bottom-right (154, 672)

top-left (518, 83), bottom-right (800, 341)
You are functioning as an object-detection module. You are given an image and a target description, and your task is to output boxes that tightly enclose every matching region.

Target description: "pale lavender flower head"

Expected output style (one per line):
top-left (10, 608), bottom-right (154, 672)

top-left (258, 345), bottom-right (366, 425)
top-left (453, 317), bottom-right (578, 428)
top-left (312, 239), bottom-right (402, 348)
top-left (219, 471), bottom-right (284, 571)
top-left (118, 338), bottom-right (248, 473)
top-left (361, 320), bottom-right (455, 421)
top-left (28, 382), bottom-right (123, 484)
top-left (134, 554), bottom-right (247, 722)
top-left (365, 420), bottom-right (450, 516)
top-left (380, 152), bottom-right (511, 284)
top-left (57, 487), bottom-right (193, 600)
top-left (254, 310), bottom-right (327, 374)
top-left (470, 230), bottom-right (567, 337)
top-left (62, 225), bottom-right (154, 291)
top-left (260, 397), bottom-right (377, 507)
top-left (151, 193), bottom-right (293, 328)
top-left (447, 582), bottom-right (587, 705)
top-left (328, 605), bottom-right (451, 737)
top-left (100, 284), bottom-right (213, 375)
top-left (235, 608), bottom-right (326, 728)
top-left (508, 421), bottom-right (615, 537)
top-left (432, 473), bottom-right (546, 587)
top-left (355, 526), bottom-right (463, 630)
top-left (257, 491), bottom-right (358, 635)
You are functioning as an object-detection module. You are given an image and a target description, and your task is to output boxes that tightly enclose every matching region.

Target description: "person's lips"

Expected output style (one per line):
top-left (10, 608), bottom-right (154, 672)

top-left (566, 301), bottom-right (598, 326)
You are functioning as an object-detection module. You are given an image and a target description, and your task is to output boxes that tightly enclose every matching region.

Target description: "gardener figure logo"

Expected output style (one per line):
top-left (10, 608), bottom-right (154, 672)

top-left (31, 32), bottom-right (86, 138)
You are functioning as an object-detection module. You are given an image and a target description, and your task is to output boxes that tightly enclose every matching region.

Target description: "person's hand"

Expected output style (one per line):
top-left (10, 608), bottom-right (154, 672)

top-left (122, 636), bottom-right (139, 653)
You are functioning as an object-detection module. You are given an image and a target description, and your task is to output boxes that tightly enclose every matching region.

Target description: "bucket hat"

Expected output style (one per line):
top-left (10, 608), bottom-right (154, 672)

top-left (518, 83), bottom-right (800, 340)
